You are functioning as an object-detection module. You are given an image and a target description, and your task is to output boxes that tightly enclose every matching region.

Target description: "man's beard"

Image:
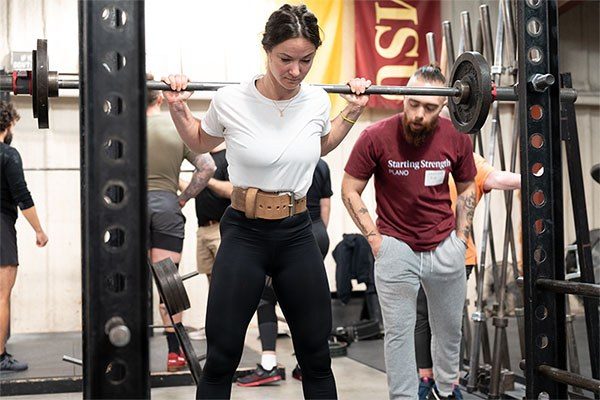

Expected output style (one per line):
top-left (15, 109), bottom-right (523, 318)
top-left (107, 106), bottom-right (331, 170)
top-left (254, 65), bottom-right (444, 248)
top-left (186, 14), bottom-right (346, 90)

top-left (3, 131), bottom-right (13, 145)
top-left (402, 114), bottom-right (438, 147)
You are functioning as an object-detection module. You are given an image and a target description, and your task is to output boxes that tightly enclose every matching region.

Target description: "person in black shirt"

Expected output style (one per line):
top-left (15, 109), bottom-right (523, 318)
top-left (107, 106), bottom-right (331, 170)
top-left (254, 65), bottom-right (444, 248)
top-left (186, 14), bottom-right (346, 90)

top-left (237, 158), bottom-right (333, 386)
top-left (0, 101), bottom-right (48, 372)
top-left (190, 143), bottom-right (231, 284)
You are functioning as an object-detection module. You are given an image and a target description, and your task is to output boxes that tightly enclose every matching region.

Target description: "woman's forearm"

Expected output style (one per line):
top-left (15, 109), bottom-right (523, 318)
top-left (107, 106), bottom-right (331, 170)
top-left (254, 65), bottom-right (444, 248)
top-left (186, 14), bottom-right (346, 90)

top-left (168, 100), bottom-right (203, 153)
top-left (322, 104), bottom-right (365, 156)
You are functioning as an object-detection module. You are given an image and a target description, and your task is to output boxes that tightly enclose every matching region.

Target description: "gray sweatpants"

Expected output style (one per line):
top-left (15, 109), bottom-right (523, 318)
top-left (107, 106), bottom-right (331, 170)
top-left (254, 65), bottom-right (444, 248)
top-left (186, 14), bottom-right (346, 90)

top-left (375, 231), bottom-right (467, 399)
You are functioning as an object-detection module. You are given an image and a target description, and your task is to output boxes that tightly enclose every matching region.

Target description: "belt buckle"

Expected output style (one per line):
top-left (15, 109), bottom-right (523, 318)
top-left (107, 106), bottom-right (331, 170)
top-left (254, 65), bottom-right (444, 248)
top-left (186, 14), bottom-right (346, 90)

top-left (280, 191), bottom-right (295, 217)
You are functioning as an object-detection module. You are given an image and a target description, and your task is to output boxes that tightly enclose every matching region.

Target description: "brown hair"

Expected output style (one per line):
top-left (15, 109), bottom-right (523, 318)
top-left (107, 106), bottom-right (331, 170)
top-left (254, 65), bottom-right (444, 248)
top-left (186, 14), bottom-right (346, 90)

top-left (0, 101), bottom-right (20, 133)
top-left (261, 4), bottom-right (322, 51)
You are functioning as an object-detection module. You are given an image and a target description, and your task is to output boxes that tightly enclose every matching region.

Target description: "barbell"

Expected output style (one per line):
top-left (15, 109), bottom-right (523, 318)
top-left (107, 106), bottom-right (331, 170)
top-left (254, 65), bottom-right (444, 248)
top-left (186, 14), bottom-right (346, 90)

top-left (1, 39), bottom-right (578, 132)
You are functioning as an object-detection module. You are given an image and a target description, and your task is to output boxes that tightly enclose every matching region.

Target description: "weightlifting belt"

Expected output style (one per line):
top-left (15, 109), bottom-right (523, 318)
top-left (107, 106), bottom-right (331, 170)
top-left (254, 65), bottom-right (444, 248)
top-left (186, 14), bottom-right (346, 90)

top-left (231, 187), bottom-right (306, 220)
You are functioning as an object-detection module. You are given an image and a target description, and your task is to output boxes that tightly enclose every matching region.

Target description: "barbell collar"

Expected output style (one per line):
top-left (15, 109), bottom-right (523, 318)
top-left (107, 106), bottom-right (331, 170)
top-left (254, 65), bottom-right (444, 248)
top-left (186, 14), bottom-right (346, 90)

top-left (531, 73), bottom-right (555, 92)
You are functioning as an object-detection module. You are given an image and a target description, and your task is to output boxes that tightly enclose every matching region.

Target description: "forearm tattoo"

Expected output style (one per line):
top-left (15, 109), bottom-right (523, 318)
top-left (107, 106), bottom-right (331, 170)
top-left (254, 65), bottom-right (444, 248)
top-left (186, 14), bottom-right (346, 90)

top-left (457, 190), bottom-right (476, 239)
top-left (179, 154), bottom-right (215, 201)
top-left (343, 195), bottom-right (369, 235)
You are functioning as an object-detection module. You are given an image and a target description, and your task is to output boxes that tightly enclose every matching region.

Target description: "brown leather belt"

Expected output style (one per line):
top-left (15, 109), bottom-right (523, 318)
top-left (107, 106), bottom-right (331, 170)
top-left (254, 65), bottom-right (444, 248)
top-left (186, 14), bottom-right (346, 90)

top-left (231, 187), bottom-right (306, 220)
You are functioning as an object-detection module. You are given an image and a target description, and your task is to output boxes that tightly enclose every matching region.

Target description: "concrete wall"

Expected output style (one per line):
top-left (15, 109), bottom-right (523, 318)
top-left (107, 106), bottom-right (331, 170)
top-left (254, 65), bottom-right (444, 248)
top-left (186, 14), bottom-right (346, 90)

top-left (1, 0), bottom-right (598, 333)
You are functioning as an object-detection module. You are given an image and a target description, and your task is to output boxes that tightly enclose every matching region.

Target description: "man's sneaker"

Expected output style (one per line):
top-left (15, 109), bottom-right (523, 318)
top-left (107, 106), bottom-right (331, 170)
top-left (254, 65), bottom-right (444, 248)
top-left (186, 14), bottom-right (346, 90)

top-left (0, 353), bottom-right (28, 372)
top-left (451, 385), bottom-right (463, 399)
top-left (167, 352), bottom-right (186, 372)
top-left (426, 385), bottom-right (462, 399)
top-left (236, 364), bottom-right (282, 387)
top-left (419, 377), bottom-right (435, 400)
top-left (292, 364), bottom-right (302, 381)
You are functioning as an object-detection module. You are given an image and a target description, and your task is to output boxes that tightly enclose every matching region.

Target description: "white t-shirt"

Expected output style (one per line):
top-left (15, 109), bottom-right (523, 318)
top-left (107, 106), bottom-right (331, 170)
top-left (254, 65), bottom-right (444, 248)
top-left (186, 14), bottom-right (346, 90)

top-left (201, 75), bottom-right (331, 199)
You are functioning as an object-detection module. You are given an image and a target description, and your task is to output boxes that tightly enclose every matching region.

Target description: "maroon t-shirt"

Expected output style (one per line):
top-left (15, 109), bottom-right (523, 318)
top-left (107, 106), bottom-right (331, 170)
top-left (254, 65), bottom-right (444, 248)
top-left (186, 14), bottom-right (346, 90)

top-left (345, 114), bottom-right (476, 252)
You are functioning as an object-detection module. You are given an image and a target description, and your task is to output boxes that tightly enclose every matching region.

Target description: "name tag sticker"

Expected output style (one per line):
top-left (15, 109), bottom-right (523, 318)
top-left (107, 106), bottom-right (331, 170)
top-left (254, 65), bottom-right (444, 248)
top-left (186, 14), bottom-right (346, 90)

top-left (424, 170), bottom-right (445, 187)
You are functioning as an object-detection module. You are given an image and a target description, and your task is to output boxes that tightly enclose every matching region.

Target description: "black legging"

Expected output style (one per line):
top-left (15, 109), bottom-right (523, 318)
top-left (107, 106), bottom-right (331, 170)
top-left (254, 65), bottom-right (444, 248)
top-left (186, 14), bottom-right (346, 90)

top-left (258, 219), bottom-right (330, 353)
top-left (415, 265), bottom-right (473, 369)
top-left (197, 208), bottom-right (337, 399)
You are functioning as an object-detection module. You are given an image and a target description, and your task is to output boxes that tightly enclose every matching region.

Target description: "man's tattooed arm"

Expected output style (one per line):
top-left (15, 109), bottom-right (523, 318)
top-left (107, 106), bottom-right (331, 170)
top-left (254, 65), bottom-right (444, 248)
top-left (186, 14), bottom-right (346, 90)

top-left (341, 173), bottom-right (380, 240)
top-left (178, 153), bottom-right (217, 203)
top-left (455, 180), bottom-right (477, 244)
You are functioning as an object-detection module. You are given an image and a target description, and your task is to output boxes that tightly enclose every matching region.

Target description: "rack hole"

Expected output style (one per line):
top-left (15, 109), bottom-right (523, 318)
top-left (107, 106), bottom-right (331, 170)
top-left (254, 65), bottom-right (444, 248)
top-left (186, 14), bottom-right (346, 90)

top-left (102, 52), bottom-right (127, 74)
top-left (531, 190), bottom-right (546, 207)
top-left (103, 96), bottom-right (124, 116)
top-left (103, 139), bottom-right (124, 160)
top-left (534, 246), bottom-right (547, 264)
top-left (534, 219), bottom-right (545, 235)
top-left (105, 360), bottom-right (127, 384)
top-left (530, 105), bottom-right (544, 121)
top-left (535, 334), bottom-right (549, 349)
top-left (527, 0), bottom-right (542, 8)
top-left (528, 47), bottom-right (543, 64)
top-left (104, 184), bottom-right (126, 206)
top-left (104, 227), bottom-right (125, 249)
top-left (535, 305), bottom-right (548, 321)
top-left (106, 273), bottom-right (126, 294)
top-left (101, 7), bottom-right (127, 29)
top-left (531, 162), bottom-right (544, 177)
top-left (527, 19), bottom-right (542, 36)
top-left (530, 133), bottom-right (544, 149)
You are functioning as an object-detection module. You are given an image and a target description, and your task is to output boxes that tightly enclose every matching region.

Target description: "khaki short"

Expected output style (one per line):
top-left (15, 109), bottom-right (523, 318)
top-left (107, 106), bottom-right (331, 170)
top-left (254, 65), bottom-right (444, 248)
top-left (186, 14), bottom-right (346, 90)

top-left (196, 223), bottom-right (221, 275)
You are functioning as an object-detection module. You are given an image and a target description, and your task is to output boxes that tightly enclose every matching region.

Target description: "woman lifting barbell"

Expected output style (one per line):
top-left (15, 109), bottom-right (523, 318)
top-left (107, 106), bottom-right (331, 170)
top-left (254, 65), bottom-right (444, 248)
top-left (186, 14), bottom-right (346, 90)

top-left (162, 4), bottom-right (370, 399)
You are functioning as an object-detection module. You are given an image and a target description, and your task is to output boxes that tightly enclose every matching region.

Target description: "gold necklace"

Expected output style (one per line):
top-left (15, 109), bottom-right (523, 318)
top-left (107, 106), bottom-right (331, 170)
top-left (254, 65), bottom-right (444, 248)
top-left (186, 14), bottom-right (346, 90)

top-left (259, 77), bottom-right (298, 117)
top-left (271, 97), bottom-right (296, 117)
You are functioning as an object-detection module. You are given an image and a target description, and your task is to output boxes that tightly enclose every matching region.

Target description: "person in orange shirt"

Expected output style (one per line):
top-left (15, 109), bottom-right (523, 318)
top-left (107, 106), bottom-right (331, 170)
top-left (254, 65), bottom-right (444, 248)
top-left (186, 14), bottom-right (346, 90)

top-left (416, 153), bottom-right (520, 399)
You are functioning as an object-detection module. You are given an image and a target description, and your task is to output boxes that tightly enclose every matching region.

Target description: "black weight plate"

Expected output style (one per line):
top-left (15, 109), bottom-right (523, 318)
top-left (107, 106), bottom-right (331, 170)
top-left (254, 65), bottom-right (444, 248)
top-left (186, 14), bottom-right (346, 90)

top-left (160, 258), bottom-right (190, 315)
top-left (163, 259), bottom-right (190, 314)
top-left (32, 50), bottom-right (37, 118)
top-left (158, 260), bottom-right (184, 315)
top-left (329, 341), bottom-right (348, 358)
top-left (151, 260), bottom-right (179, 315)
top-left (36, 39), bottom-right (49, 129)
top-left (448, 51), bottom-right (492, 134)
top-left (173, 322), bottom-right (203, 385)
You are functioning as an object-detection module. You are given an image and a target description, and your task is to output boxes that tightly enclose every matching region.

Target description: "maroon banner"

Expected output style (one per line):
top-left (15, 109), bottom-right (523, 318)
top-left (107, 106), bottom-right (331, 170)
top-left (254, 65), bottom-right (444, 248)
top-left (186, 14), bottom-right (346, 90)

top-left (355, 0), bottom-right (441, 109)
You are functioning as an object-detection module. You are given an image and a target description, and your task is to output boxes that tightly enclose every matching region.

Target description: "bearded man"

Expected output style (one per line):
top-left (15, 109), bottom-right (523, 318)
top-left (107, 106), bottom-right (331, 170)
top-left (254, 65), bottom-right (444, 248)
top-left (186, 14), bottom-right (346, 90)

top-left (341, 66), bottom-right (477, 400)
